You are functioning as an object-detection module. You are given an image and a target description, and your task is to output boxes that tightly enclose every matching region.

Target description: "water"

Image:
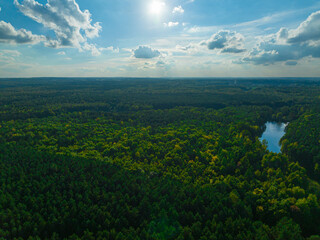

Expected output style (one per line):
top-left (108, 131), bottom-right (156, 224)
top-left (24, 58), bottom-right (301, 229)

top-left (260, 122), bottom-right (287, 153)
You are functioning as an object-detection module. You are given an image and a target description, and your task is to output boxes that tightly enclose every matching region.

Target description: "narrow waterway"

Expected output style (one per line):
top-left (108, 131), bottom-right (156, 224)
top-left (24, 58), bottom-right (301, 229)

top-left (260, 122), bottom-right (287, 153)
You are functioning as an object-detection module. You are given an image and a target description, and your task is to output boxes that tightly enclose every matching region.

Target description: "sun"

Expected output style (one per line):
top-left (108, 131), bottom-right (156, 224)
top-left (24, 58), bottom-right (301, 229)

top-left (149, 1), bottom-right (165, 15)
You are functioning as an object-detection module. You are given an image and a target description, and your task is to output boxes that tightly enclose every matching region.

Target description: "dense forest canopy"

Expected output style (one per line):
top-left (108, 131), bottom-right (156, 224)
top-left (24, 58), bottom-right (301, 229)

top-left (0, 78), bottom-right (320, 239)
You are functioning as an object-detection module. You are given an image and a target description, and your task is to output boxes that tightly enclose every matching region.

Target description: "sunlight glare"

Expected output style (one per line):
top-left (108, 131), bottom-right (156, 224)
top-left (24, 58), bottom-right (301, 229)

top-left (149, 1), bottom-right (165, 15)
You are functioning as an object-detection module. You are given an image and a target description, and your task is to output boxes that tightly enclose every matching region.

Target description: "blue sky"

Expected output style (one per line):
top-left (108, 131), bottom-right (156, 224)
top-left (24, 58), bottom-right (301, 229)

top-left (0, 0), bottom-right (320, 77)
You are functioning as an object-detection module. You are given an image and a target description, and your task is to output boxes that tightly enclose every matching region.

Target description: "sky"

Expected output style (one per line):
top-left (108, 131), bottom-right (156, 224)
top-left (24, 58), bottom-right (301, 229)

top-left (0, 0), bottom-right (320, 78)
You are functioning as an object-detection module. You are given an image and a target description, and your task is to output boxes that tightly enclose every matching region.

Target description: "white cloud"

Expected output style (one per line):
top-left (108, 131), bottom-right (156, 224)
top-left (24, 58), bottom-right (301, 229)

top-left (185, 9), bottom-right (309, 36)
top-left (186, 25), bottom-right (219, 34)
top-left (57, 51), bottom-right (65, 55)
top-left (0, 20), bottom-right (45, 45)
top-left (99, 46), bottom-right (120, 53)
top-left (172, 6), bottom-right (184, 14)
top-left (241, 10), bottom-right (320, 65)
top-left (201, 30), bottom-right (246, 54)
top-left (234, 11), bottom-right (295, 29)
top-left (82, 43), bottom-right (101, 56)
top-left (133, 46), bottom-right (161, 59)
top-left (287, 10), bottom-right (320, 44)
top-left (164, 22), bottom-right (179, 27)
top-left (0, 50), bottom-right (22, 63)
top-left (14, 0), bottom-right (101, 55)
top-left (2, 50), bottom-right (22, 57)
top-left (175, 43), bottom-right (202, 55)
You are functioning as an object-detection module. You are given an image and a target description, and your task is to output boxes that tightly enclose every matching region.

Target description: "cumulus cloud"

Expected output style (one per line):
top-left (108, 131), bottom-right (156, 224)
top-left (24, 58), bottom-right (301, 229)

top-left (133, 46), bottom-right (161, 59)
top-left (201, 30), bottom-right (246, 54)
top-left (287, 11), bottom-right (320, 44)
top-left (0, 20), bottom-right (45, 44)
top-left (242, 10), bottom-right (320, 65)
top-left (14, 0), bottom-right (101, 54)
top-left (172, 6), bottom-right (184, 14)
top-left (164, 22), bottom-right (179, 27)
top-left (242, 42), bottom-right (320, 65)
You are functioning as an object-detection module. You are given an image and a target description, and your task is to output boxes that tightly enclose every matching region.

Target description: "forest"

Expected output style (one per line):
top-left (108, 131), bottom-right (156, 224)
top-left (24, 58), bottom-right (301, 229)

top-left (0, 78), bottom-right (320, 240)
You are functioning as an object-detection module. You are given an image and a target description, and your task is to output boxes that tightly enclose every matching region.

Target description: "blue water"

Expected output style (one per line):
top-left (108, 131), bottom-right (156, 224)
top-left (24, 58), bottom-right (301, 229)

top-left (260, 122), bottom-right (287, 153)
